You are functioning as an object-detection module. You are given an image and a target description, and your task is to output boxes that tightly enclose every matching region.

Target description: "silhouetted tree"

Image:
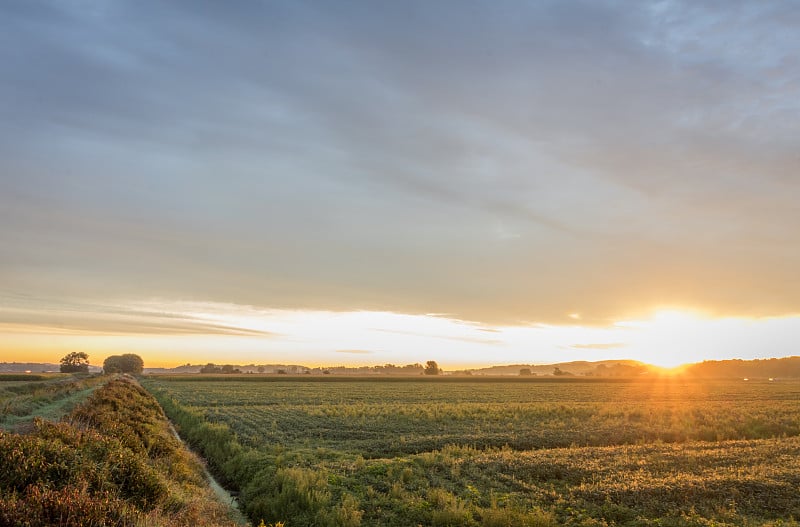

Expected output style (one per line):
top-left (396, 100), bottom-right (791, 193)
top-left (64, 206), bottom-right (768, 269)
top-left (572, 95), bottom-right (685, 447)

top-left (103, 354), bottom-right (144, 374)
top-left (200, 363), bottom-right (220, 373)
top-left (60, 352), bottom-right (89, 373)
top-left (519, 368), bottom-right (532, 376)
top-left (200, 363), bottom-right (241, 374)
top-left (424, 361), bottom-right (440, 375)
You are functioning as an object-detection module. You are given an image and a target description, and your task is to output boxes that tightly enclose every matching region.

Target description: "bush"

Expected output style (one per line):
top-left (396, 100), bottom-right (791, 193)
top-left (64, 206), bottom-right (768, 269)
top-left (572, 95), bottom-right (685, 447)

top-left (103, 354), bottom-right (144, 375)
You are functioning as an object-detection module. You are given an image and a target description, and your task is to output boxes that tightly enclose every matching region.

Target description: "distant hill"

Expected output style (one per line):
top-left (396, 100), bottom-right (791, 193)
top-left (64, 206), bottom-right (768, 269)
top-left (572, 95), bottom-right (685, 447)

top-left (683, 356), bottom-right (800, 379)
top-left (142, 360), bottom-right (652, 377)
top-left (0, 362), bottom-right (103, 373)
top-left (143, 363), bottom-right (427, 375)
top-left (469, 360), bottom-right (650, 377)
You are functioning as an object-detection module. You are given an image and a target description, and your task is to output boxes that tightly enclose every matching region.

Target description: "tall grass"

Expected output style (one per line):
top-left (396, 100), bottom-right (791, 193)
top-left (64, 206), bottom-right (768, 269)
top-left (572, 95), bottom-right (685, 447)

top-left (0, 376), bottom-right (241, 527)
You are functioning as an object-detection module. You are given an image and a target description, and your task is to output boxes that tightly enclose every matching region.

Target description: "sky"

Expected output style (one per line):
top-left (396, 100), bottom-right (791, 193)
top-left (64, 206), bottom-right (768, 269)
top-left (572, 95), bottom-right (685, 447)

top-left (1, 0), bottom-right (799, 369)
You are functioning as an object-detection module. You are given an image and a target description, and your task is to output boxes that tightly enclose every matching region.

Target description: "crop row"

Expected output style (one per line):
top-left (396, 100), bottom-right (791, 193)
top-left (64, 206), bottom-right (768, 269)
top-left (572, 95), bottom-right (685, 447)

top-left (146, 378), bottom-right (800, 458)
top-left (144, 377), bottom-right (800, 526)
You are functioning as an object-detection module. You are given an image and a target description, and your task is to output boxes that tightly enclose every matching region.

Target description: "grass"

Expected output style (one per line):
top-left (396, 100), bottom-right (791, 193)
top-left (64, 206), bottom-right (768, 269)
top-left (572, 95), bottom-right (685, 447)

top-left (143, 376), bottom-right (800, 526)
top-left (0, 375), bottom-right (245, 527)
top-left (0, 374), bottom-right (107, 431)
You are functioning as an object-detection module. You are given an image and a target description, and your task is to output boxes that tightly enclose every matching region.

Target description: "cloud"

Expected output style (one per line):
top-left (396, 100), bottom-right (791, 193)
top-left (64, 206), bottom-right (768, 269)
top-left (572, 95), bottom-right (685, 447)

top-left (0, 296), bottom-right (278, 337)
top-left (372, 328), bottom-right (503, 346)
top-left (567, 343), bottom-right (627, 350)
top-left (1, 1), bottom-right (798, 326)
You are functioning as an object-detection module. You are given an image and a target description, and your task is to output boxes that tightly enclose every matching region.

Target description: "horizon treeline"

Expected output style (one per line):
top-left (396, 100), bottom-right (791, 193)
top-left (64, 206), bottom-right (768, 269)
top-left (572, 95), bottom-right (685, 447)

top-left (169, 356), bottom-right (800, 379)
top-left (684, 356), bottom-right (800, 379)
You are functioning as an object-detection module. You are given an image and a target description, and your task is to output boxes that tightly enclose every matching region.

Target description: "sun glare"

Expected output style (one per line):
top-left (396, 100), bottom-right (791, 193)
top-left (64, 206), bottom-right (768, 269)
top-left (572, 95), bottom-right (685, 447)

top-left (618, 309), bottom-right (787, 369)
top-left (2, 298), bottom-right (797, 370)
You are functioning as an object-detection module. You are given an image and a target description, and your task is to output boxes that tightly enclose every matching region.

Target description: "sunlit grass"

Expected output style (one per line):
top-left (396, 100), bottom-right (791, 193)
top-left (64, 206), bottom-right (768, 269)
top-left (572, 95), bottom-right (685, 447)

top-left (145, 376), bottom-right (800, 526)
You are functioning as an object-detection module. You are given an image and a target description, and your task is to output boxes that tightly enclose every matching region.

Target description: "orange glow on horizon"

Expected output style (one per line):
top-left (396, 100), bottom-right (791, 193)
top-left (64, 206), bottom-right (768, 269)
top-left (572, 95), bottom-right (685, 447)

top-left (1, 303), bottom-right (799, 371)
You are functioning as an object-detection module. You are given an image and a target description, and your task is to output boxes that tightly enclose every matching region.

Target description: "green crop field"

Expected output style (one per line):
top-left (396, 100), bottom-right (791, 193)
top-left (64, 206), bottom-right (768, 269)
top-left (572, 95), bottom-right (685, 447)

top-left (143, 376), bottom-right (800, 526)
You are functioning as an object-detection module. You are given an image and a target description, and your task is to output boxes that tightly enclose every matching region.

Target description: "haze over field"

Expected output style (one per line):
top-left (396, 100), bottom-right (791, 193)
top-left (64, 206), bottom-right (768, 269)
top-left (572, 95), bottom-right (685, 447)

top-left (1, 1), bottom-right (799, 368)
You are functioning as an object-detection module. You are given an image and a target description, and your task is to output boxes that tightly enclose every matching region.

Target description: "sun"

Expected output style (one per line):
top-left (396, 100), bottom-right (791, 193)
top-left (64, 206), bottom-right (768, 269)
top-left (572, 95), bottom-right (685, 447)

top-left (620, 309), bottom-right (718, 368)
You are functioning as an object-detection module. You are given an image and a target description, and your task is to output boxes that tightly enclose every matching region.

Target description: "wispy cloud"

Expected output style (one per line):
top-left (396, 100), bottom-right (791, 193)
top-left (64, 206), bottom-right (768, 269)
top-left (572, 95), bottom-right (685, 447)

top-left (567, 343), bottom-right (627, 350)
top-left (0, 296), bottom-right (278, 337)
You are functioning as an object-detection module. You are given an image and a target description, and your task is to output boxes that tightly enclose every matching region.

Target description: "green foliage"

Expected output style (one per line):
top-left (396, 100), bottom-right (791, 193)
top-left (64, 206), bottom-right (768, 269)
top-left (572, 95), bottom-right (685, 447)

top-left (102, 354), bottom-right (144, 374)
top-left (0, 373), bottom-right (49, 381)
top-left (143, 377), bottom-right (800, 526)
top-left (0, 483), bottom-right (133, 527)
top-left (1, 375), bottom-right (105, 427)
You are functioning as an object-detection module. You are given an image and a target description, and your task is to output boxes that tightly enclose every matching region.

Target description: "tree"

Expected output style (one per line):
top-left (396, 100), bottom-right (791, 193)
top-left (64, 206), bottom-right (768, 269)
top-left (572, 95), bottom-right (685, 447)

top-left (424, 360), bottom-right (440, 375)
top-left (519, 368), bottom-right (532, 376)
top-left (60, 352), bottom-right (90, 373)
top-left (200, 363), bottom-right (220, 374)
top-left (103, 354), bottom-right (144, 374)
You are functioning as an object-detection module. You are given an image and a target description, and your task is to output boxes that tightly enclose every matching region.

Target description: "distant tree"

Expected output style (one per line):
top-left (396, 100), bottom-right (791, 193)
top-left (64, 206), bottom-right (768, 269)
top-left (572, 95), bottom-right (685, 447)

top-left (519, 368), bottom-right (532, 376)
top-left (553, 367), bottom-right (573, 376)
top-left (103, 354), bottom-right (144, 374)
top-left (277, 369), bottom-right (287, 375)
top-left (200, 363), bottom-right (221, 374)
top-left (60, 352), bottom-right (89, 373)
top-left (257, 366), bottom-right (265, 373)
top-left (424, 361), bottom-right (440, 375)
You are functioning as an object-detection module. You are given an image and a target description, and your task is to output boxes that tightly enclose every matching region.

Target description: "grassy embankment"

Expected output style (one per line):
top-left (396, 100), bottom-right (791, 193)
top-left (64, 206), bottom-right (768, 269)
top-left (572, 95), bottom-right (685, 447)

top-left (144, 376), bottom-right (800, 527)
top-left (0, 373), bottom-right (106, 431)
top-left (0, 375), bottom-right (246, 526)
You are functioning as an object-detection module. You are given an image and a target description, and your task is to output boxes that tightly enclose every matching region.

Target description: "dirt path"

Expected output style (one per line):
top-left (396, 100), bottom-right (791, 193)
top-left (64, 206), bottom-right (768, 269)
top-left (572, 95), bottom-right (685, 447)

top-left (1, 382), bottom-right (103, 432)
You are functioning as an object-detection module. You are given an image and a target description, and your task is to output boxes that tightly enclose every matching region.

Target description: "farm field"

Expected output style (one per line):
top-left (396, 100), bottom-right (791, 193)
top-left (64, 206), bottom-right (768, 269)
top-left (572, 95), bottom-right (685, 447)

top-left (0, 373), bottom-right (106, 431)
top-left (143, 376), bottom-right (800, 526)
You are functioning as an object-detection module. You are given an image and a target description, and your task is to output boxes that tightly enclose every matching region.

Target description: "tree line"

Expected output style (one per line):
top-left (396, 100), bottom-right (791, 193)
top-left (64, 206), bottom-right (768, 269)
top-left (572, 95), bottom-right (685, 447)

top-left (59, 352), bottom-right (143, 374)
